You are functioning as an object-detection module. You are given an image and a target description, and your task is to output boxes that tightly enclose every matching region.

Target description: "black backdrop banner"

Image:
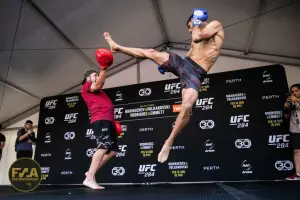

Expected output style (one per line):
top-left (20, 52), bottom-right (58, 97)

top-left (35, 64), bottom-right (293, 184)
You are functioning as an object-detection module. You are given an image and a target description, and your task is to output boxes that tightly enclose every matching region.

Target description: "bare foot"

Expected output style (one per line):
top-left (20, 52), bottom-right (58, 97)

top-left (85, 172), bottom-right (95, 181)
top-left (83, 178), bottom-right (105, 190)
top-left (158, 142), bottom-right (172, 163)
top-left (103, 32), bottom-right (119, 53)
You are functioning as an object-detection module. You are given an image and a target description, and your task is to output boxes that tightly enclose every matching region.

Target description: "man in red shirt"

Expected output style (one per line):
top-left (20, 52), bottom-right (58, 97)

top-left (81, 69), bottom-right (119, 189)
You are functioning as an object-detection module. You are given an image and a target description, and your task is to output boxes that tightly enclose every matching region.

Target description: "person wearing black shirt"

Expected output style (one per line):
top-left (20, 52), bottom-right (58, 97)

top-left (16, 120), bottom-right (36, 159)
top-left (0, 132), bottom-right (6, 161)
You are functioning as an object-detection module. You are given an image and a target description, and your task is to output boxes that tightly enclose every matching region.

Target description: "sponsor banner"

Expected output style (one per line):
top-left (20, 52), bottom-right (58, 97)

top-left (114, 99), bottom-right (179, 120)
top-left (35, 65), bottom-right (290, 184)
top-left (200, 78), bottom-right (210, 92)
top-left (168, 162), bottom-right (188, 178)
top-left (265, 111), bottom-right (283, 127)
top-left (226, 93), bottom-right (246, 108)
top-left (65, 96), bottom-right (79, 108)
top-left (139, 142), bottom-right (154, 158)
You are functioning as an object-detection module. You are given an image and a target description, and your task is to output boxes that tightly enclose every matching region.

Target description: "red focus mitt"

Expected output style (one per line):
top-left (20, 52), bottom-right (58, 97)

top-left (95, 48), bottom-right (113, 69)
top-left (114, 120), bottom-right (122, 136)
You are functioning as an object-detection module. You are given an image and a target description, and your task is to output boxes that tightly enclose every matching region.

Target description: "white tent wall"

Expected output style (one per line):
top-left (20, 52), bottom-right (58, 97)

top-left (0, 52), bottom-right (299, 185)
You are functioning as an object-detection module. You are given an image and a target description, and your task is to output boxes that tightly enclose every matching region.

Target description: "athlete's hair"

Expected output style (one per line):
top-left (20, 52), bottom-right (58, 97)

top-left (186, 14), bottom-right (193, 27)
top-left (290, 84), bottom-right (300, 91)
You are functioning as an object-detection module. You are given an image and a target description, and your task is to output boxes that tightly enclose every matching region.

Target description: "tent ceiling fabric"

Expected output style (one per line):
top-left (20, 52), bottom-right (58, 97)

top-left (0, 0), bottom-right (300, 126)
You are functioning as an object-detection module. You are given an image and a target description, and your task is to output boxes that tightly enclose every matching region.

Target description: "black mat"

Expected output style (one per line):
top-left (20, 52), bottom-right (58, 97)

top-left (1, 181), bottom-right (299, 200)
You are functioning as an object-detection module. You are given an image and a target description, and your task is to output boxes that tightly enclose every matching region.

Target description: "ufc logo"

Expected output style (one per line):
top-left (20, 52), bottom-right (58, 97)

top-left (119, 145), bottom-right (127, 152)
top-left (139, 88), bottom-right (151, 96)
top-left (45, 117), bottom-right (55, 125)
top-left (165, 83), bottom-right (180, 91)
top-left (65, 113), bottom-right (78, 120)
top-left (102, 128), bottom-right (108, 132)
top-left (269, 135), bottom-right (289, 143)
top-left (116, 145), bottom-right (127, 157)
top-left (139, 164), bottom-right (156, 172)
top-left (86, 129), bottom-right (94, 136)
top-left (230, 115), bottom-right (249, 123)
top-left (196, 98), bottom-right (214, 106)
top-left (114, 108), bottom-right (123, 115)
top-left (45, 100), bottom-right (57, 109)
top-left (114, 108), bottom-right (124, 119)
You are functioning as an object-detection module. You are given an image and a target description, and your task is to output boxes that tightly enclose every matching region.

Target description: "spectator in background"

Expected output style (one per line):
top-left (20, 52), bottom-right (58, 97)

top-left (284, 84), bottom-right (300, 180)
top-left (0, 132), bottom-right (6, 161)
top-left (15, 120), bottom-right (37, 159)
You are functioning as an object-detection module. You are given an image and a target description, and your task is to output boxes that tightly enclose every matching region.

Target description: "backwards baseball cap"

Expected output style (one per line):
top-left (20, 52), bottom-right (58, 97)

top-left (25, 120), bottom-right (33, 125)
top-left (81, 70), bottom-right (98, 85)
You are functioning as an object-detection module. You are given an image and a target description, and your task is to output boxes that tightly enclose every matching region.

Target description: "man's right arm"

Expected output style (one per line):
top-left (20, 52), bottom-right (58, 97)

top-left (283, 97), bottom-right (294, 119)
top-left (90, 69), bottom-right (107, 92)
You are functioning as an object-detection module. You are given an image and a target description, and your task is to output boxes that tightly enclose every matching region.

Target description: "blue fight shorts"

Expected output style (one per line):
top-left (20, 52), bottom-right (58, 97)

top-left (159, 52), bottom-right (207, 91)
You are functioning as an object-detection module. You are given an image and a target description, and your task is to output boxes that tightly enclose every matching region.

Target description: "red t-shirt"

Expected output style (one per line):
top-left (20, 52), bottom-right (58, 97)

top-left (81, 82), bottom-right (114, 123)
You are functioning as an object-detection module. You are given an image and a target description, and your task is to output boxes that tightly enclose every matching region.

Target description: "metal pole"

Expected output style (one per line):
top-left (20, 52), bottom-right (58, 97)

top-left (244, 0), bottom-right (265, 55)
top-left (0, 80), bottom-right (40, 100)
top-left (27, 0), bottom-right (99, 71)
top-left (137, 59), bottom-right (141, 84)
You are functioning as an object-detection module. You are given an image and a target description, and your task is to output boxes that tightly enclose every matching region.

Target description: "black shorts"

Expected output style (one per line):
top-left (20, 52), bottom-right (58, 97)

top-left (159, 52), bottom-right (207, 92)
top-left (290, 132), bottom-right (300, 150)
top-left (16, 150), bottom-right (33, 159)
top-left (91, 120), bottom-right (119, 153)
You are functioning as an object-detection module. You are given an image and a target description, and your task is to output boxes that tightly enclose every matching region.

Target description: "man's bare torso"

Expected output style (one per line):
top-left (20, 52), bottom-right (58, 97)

top-left (187, 31), bottom-right (224, 72)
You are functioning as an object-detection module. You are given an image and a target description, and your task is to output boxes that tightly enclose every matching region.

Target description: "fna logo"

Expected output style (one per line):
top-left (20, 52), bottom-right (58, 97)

top-left (9, 158), bottom-right (42, 192)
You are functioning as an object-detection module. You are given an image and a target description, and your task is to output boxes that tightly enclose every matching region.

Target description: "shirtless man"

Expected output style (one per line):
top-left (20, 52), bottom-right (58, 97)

top-left (104, 8), bottom-right (224, 163)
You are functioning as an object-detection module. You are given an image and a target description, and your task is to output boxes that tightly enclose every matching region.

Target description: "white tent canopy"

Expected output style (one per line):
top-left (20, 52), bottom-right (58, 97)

top-left (1, 0), bottom-right (300, 128)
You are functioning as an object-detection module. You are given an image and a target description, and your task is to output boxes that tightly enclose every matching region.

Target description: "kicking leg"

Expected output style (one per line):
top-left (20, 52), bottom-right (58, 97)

top-left (104, 32), bottom-right (169, 65)
top-left (158, 88), bottom-right (198, 163)
top-left (83, 149), bottom-right (107, 189)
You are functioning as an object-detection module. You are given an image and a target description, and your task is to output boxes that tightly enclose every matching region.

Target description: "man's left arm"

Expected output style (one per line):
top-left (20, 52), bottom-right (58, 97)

top-left (195, 20), bottom-right (224, 41)
top-left (29, 132), bottom-right (37, 145)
